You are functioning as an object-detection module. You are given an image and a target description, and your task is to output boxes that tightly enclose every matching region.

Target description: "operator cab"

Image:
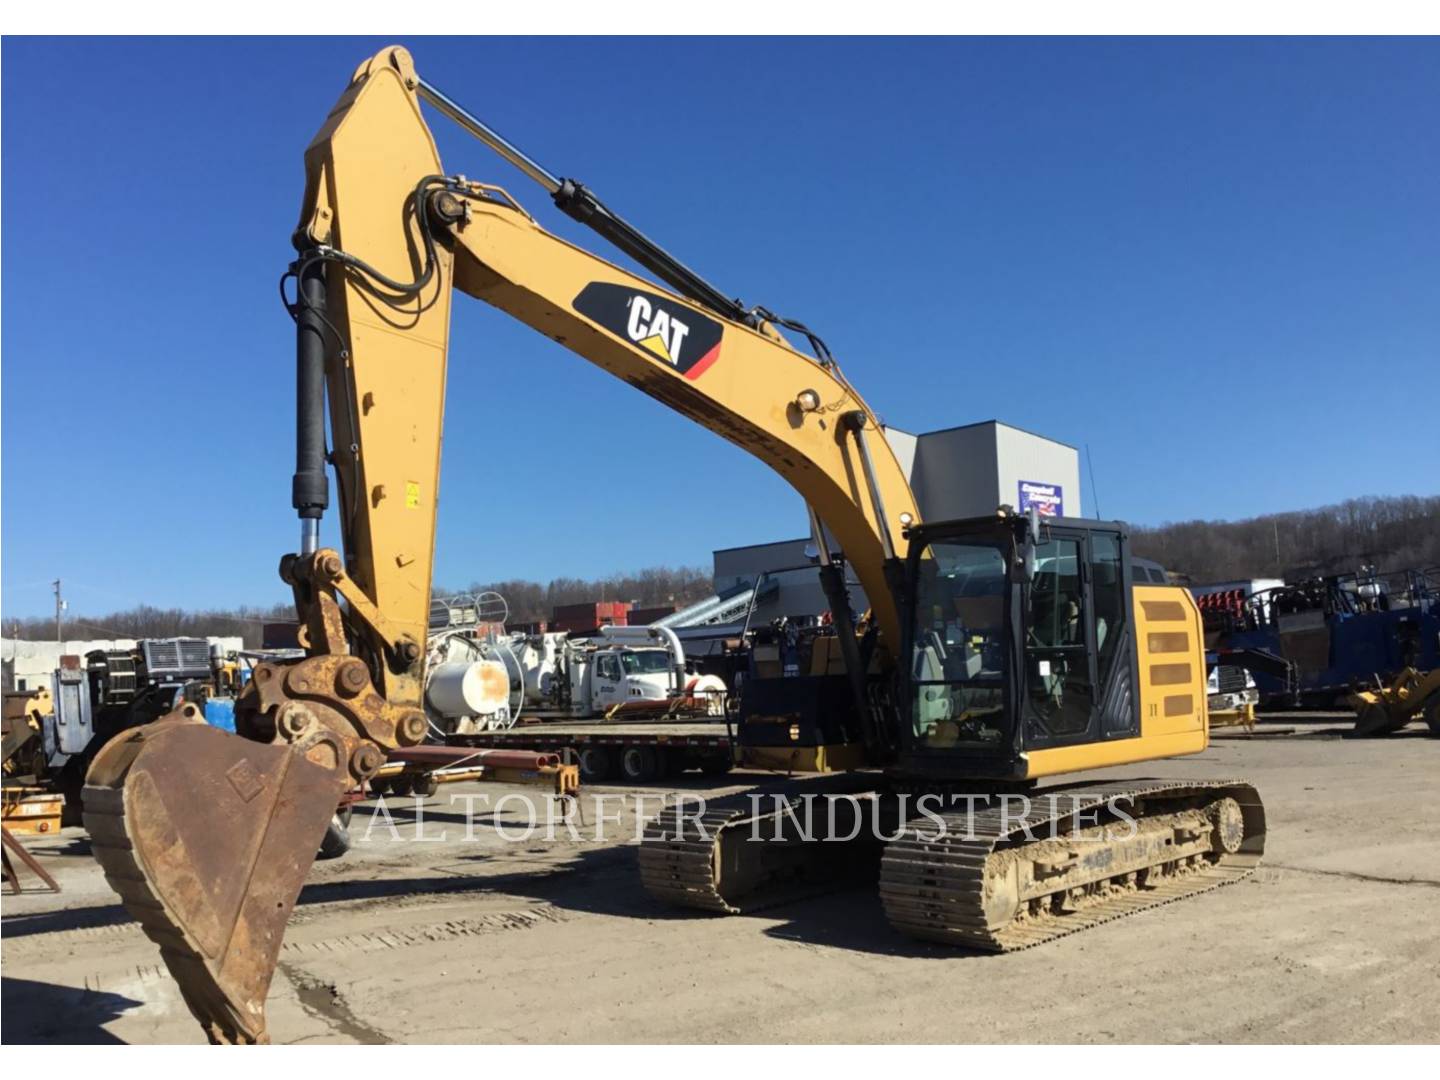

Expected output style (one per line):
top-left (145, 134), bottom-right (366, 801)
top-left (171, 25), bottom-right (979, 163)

top-left (900, 511), bottom-right (1140, 779)
top-left (590, 646), bottom-right (678, 710)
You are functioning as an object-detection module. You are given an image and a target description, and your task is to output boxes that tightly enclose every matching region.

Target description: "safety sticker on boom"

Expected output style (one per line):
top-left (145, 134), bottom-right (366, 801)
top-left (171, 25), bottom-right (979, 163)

top-left (573, 282), bottom-right (723, 380)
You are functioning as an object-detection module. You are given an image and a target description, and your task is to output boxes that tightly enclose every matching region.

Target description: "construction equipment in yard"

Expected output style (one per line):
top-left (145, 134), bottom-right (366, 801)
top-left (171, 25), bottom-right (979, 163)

top-left (2, 712), bottom-right (65, 893)
top-left (83, 46), bottom-right (1264, 1043)
top-left (1204, 657), bottom-right (1261, 731)
top-left (2, 786), bottom-right (63, 836)
top-left (1207, 566), bottom-right (1439, 707)
top-left (424, 622), bottom-right (724, 732)
top-left (448, 719), bottom-right (736, 783)
top-left (2, 681), bottom-right (63, 892)
top-left (506, 626), bottom-right (726, 724)
top-left (1348, 668), bottom-right (1440, 737)
top-left (5, 641), bottom-right (223, 824)
top-left (370, 744), bottom-right (580, 798)
top-left (653, 585), bottom-right (758, 630)
top-left (2, 686), bottom-right (51, 783)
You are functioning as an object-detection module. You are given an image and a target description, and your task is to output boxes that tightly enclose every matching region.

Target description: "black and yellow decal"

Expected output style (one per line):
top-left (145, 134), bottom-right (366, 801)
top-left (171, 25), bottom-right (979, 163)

top-left (574, 282), bottom-right (723, 380)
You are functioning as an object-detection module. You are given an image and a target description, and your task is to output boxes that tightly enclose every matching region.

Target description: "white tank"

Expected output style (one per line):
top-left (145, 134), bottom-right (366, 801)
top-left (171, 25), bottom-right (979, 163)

top-left (513, 634), bottom-right (559, 705)
top-left (684, 673), bottom-right (729, 715)
top-left (426, 659), bottom-right (510, 719)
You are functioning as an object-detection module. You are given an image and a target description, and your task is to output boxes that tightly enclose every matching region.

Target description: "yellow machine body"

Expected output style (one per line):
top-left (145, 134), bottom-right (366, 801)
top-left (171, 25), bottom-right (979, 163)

top-left (80, 46), bottom-right (1258, 1043)
top-left (1349, 666), bottom-right (1440, 736)
top-left (1024, 585), bottom-right (1208, 779)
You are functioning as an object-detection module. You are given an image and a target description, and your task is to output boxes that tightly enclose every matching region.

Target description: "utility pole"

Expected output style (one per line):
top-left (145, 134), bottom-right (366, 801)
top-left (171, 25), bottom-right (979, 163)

top-left (53, 579), bottom-right (65, 643)
top-left (1273, 520), bottom-right (1281, 576)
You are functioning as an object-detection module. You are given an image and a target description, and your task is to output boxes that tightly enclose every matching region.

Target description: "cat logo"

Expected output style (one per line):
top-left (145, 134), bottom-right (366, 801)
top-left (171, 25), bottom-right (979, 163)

top-left (573, 282), bottom-right (724, 380)
top-left (626, 294), bottom-right (689, 365)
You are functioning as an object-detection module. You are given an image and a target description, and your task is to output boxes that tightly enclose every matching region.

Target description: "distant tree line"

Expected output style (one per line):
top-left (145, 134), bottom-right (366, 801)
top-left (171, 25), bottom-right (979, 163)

top-left (440, 565), bottom-right (714, 625)
top-left (3, 566), bottom-right (715, 646)
top-left (10, 497), bottom-right (1436, 644)
top-left (1131, 495), bottom-right (1440, 584)
top-left (3, 604), bottom-right (294, 649)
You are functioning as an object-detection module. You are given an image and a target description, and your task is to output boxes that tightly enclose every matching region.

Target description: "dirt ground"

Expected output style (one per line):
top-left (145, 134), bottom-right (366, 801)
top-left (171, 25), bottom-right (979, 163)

top-left (3, 715), bottom-right (1438, 1045)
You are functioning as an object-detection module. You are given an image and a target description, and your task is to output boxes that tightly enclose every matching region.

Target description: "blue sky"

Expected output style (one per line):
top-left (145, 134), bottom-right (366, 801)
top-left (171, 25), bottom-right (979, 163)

top-left (3, 37), bottom-right (1437, 617)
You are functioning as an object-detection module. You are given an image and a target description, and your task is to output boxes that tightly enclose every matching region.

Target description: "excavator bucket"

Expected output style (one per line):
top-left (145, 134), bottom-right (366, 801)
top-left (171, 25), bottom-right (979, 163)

top-left (82, 706), bottom-right (344, 1043)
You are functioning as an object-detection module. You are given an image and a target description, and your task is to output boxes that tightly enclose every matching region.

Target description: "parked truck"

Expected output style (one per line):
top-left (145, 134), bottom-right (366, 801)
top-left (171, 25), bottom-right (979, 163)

top-left (422, 623), bottom-right (727, 735)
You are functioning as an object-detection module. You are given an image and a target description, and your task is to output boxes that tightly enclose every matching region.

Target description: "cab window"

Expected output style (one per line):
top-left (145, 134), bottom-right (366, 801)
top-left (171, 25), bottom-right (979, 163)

top-left (620, 650), bottom-right (672, 675)
top-left (909, 540), bottom-right (1009, 749)
top-left (1091, 532), bottom-right (1125, 686)
top-left (1026, 538), bottom-right (1093, 738)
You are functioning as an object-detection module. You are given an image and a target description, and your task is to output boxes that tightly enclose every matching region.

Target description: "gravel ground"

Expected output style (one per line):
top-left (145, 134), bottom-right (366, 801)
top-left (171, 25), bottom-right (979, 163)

top-left (3, 715), bottom-right (1437, 1044)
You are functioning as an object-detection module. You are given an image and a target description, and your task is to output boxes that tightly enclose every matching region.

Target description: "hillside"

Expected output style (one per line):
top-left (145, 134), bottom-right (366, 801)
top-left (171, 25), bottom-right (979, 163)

top-left (7, 496), bottom-right (1436, 645)
top-left (1129, 495), bottom-right (1439, 583)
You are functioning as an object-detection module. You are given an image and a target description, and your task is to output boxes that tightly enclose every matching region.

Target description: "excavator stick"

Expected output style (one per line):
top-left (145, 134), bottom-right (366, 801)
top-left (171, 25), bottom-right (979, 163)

top-left (76, 48), bottom-right (458, 1043)
top-left (82, 705), bottom-right (349, 1043)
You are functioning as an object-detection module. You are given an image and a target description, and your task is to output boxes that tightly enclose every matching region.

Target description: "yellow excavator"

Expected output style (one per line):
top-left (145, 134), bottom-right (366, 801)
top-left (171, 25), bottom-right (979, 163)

top-left (82, 47), bottom-right (1266, 1044)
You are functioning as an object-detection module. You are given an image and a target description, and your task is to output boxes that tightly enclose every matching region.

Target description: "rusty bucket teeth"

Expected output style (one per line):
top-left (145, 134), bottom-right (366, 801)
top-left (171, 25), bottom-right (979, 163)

top-left (83, 719), bottom-right (344, 1044)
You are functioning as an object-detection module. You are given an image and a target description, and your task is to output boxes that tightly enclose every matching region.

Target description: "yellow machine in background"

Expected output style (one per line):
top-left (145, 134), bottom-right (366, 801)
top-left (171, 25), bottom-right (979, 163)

top-left (3, 686), bottom-right (64, 837)
top-left (82, 47), bottom-right (1265, 1043)
top-left (2, 686), bottom-right (51, 783)
top-left (1349, 668), bottom-right (1440, 737)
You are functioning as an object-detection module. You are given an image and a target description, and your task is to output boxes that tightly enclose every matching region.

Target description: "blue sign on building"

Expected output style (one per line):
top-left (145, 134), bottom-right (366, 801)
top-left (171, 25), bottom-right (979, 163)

top-left (1018, 480), bottom-right (1064, 517)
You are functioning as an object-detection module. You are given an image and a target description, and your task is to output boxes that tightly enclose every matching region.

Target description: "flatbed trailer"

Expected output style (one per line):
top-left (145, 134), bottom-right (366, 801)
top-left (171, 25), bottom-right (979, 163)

top-left (446, 720), bottom-right (734, 783)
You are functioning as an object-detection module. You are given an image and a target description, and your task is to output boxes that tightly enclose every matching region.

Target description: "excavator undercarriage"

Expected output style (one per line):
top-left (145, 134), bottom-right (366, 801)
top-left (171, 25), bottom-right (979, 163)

top-left (640, 779), bottom-right (1265, 947)
top-left (639, 774), bottom-right (890, 914)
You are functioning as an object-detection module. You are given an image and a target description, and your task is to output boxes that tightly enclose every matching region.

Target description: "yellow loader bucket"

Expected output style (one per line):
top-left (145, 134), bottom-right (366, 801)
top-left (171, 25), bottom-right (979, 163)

top-left (1349, 668), bottom-right (1440, 737)
top-left (82, 706), bottom-right (345, 1044)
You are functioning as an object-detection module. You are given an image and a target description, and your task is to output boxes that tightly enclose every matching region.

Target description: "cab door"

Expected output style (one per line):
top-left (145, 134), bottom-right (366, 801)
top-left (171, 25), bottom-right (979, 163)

top-left (1022, 530), bottom-right (1097, 747)
top-left (593, 653), bottom-right (623, 711)
top-left (1022, 525), bottom-right (1138, 749)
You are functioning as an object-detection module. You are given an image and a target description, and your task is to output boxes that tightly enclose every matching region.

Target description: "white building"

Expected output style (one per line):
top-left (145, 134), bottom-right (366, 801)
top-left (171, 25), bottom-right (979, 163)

top-left (883, 420), bottom-right (1081, 521)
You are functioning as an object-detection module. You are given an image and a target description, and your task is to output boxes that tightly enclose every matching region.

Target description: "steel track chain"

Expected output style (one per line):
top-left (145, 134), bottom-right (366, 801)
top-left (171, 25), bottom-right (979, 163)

top-left (880, 779), bottom-right (1266, 950)
top-left (639, 777), bottom-right (1266, 953)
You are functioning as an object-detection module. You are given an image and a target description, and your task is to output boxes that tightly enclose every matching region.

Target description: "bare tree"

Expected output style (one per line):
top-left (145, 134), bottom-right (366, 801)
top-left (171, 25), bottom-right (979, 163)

top-left (1, 603), bottom-right (295, 648)
top-left (1130, 495), bottom-right (1440, 583)
top-left (3, 565), bottom-right (717, 645)
top-left (445, 565), bottom-right (713, 623)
